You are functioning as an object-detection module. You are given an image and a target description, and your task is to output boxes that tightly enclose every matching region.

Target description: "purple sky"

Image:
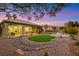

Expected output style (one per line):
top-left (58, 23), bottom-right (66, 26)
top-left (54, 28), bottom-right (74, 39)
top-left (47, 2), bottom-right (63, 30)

top-left (0, 3), bottom-right (79, 26)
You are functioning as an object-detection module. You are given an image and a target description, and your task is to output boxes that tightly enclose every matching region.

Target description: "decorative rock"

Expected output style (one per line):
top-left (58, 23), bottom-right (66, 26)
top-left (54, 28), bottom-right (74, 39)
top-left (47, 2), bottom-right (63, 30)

top-left (15, 49), bottom-right (25, 55)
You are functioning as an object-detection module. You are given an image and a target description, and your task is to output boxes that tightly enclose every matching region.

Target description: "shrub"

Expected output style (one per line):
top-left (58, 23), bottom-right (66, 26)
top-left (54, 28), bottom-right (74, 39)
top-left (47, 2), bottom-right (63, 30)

top-left (44, 52), bottom-right (49, 56)
top-left (75, 42), bottom-right (79, 46)
top-left (11, 32), bottom-right (15, 36)
top-left (65, 27), bottom-right (78, 35)
top-left (46, 30), bottom-right (53, 32)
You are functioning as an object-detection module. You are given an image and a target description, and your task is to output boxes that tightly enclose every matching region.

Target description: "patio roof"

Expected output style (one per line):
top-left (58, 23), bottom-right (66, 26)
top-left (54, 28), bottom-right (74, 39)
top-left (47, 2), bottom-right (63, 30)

top-left (1, 19), bottom-right (41, 27)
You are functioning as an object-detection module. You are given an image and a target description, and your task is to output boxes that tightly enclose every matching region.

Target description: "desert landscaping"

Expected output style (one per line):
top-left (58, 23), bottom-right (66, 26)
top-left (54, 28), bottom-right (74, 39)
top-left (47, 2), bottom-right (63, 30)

top-left (0, 3), bottom-right (79, 56)
top-left (0, 33), bottom-right (79, 56)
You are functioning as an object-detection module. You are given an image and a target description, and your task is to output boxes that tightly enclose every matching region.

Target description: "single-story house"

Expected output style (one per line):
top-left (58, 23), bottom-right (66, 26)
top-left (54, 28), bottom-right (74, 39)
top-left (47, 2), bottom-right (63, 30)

top-left (0, 19), bottom-right (43, 38)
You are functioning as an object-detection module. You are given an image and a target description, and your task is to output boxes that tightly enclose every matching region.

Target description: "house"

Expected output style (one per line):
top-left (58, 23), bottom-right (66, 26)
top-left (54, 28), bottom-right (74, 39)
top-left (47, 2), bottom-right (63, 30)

top-left (0, 19), bottom-right (43, 38)
top-left (42, 24), bottom-right (56, 32)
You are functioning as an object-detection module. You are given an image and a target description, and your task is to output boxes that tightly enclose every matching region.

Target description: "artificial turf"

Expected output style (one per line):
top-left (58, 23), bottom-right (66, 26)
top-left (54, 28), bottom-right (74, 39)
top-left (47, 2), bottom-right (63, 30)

top-left (28, 34), bottom-right (55, 42)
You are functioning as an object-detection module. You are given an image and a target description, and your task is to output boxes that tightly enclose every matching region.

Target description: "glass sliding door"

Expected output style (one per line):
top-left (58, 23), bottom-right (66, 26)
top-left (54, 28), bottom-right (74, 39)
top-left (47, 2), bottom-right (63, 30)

top-left (8, 24), bottom-right (22, 37)
top-left (25, 26), bottom-right (33, 35)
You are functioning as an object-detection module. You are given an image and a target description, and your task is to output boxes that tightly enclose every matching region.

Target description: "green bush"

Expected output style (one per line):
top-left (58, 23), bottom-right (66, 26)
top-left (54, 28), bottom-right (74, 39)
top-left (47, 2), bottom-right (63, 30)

top-left (46, 30), bottom-right (53, 32)
top-left (60, 26), bottom-right (65, 29)
top-left (65, 27), bottom-right (78, 35)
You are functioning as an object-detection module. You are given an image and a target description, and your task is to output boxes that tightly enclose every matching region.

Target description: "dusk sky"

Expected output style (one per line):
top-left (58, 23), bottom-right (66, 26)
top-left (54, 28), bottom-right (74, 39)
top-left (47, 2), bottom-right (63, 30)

top-left (0, 3), bottom-right (79, 26)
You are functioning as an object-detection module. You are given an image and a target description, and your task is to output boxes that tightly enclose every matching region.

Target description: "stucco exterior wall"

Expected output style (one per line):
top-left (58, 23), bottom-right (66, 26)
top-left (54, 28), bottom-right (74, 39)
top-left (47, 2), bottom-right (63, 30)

top-left (2, 23), bottom-right (9, 38)
top-left (1, 22), bottom-right (41, 38)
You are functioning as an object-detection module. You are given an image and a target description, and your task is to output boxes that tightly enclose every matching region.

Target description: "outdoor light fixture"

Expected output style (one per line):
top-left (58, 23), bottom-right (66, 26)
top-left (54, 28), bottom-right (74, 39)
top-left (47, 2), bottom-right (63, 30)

top-left (0, 20), bottom-right (2, 23)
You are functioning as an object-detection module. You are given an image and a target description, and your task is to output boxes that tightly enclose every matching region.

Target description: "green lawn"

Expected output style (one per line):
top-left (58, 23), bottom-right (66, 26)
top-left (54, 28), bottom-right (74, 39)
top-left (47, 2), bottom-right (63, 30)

top-left (28, 34), bottom-right (55, 42)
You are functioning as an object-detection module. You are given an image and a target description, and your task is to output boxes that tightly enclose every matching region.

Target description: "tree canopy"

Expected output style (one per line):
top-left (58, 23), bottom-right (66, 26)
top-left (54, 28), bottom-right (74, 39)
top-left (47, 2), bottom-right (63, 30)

top-left (0, 3), bottom-right (70, 20)
top-left (65, 21), bottom-right (79, 27)
top-left (64, 21), bottom-right (79, 35)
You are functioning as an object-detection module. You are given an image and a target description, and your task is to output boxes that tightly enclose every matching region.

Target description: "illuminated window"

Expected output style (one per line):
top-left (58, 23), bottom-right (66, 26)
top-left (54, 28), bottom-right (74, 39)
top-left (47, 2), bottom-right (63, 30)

top-left (8, 24), bottom-right (22, 36)
top-left (25, 26), bottom-right (33, 35)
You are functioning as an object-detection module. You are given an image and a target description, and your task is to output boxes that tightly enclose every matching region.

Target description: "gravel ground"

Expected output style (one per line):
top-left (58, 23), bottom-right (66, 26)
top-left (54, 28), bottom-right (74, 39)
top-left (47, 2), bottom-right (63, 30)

top-left (23, 37), bottom-right (74, 56)
top-left (0, 36), bottom-right (76, 56)
top-left (0, 38), bottom-right (18, 56)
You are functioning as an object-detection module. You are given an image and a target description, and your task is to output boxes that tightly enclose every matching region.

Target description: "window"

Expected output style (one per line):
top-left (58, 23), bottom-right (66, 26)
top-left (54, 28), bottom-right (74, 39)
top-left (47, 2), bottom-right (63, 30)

top-left (8, 24), bottom-right (22, 36)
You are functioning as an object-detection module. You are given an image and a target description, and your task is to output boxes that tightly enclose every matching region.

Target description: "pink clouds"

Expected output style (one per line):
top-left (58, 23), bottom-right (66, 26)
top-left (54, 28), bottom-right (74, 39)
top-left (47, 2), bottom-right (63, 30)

top-left (57, 9), bottom-right (79, 16)
top-left (0, 6), bottom-right (79, 26)
top-left (31, 20), bottom-right (67, 26)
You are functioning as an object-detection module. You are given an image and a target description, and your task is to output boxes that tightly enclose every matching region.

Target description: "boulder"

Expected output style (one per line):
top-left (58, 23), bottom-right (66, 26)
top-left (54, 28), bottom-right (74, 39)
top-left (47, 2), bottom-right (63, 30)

top-left (15, 49), bottom-right (24, 55)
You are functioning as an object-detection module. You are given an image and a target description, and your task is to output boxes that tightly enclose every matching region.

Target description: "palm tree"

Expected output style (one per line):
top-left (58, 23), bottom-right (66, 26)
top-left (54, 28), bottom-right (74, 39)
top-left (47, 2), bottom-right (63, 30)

top-left (12, 14), bottom-right (17, 20)
top-left (5, 13), bottom-right (12, 20)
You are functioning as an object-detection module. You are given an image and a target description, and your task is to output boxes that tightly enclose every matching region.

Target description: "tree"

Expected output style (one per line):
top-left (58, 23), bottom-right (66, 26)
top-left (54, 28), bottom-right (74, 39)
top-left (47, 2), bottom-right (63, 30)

top-left (66, 21), bottom-right (74, 27)
top-left (0, 3), bottom-right (70, 20)
top-left (12, 14), bottom-right (17, 20)
top-left (74, 21), bottom-right (79, 27)
top-left (65, 27), bottom-right (78, 35)
top-left (65, 21), bottom-right (79, 27)
top-left (5, 13), bottom-right (12, 20)
top-left (65, 21), bottom-right (78, 40)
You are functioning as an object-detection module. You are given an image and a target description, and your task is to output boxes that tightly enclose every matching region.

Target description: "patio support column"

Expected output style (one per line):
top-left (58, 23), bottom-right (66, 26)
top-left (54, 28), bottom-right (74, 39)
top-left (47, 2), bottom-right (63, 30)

top-left (42, 26), bottom-right (45, 32)
top-left (22, 25), bottom-right (25, 36)
top-left (2, 23), bottom-right (9, 38)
